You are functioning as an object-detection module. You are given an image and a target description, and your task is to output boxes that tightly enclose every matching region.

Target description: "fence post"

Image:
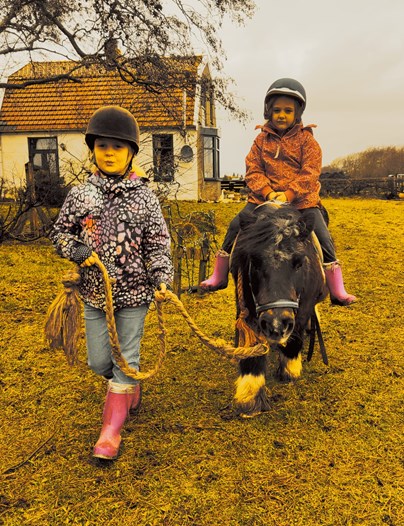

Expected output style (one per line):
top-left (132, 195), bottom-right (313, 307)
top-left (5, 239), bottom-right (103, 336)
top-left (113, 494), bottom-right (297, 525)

top-left (198, 233), bottom-right (210, 295)
top-left (14, 162), bottom-right (41, 237)
top-left (173, 232), bottom-right (183, 298)
top-left (26, 163), bottom-right (40, 235)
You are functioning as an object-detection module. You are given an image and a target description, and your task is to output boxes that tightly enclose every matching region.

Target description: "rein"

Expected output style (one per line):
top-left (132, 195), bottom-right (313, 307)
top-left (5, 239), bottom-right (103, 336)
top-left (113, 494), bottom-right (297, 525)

top-left (307, 307), bottom-right (328, 365)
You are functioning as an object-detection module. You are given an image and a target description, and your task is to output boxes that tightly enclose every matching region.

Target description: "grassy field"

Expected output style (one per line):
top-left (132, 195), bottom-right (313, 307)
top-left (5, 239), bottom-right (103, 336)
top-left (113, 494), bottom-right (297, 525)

top-left (0, 198), bottom-right (403, 526)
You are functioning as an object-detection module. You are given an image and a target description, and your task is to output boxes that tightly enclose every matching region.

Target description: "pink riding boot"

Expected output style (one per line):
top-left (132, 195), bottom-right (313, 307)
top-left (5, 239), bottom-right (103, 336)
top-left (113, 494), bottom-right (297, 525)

top-left (93, 381), bottom-right (141, 460)
top-left (324, 262), bottom-right (357, 306)
top-left (199, 250), bottom-right (230, 292)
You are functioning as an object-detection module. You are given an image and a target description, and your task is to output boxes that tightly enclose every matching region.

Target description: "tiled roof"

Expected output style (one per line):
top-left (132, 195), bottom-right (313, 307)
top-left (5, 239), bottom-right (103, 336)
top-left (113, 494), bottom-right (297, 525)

top-left (0, 57), bottom-right (204, 133)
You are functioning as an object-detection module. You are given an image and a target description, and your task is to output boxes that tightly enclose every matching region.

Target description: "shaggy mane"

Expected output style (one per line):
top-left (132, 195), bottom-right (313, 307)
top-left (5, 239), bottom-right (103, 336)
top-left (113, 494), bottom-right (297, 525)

top-left (232, 205), bottom-right (307, 268)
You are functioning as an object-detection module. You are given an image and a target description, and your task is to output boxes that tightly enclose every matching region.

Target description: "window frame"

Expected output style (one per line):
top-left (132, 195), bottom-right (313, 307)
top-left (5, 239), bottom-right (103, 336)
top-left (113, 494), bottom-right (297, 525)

top-left (201, 127), bottom-right (220, 180)
top-left (28, 136), bottom-right (60, 179)
top-left (152, 134), bottom-right (175, 183)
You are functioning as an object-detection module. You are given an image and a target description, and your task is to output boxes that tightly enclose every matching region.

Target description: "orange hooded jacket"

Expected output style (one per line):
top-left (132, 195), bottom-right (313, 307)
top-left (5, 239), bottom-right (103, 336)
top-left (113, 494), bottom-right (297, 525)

top-left (245, 121), bottom-right (322, 209)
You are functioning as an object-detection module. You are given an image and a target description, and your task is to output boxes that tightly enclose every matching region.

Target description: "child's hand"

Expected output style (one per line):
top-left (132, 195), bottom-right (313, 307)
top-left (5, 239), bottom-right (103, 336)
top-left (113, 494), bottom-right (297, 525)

top-left (271, 192), bottom-right (288, 203)
top-left (80, 252), bottom-right (98, 267)
top-left (155, 283), bottom-right (168, 302)
top-left (158, 283), bottom-right (167, 293)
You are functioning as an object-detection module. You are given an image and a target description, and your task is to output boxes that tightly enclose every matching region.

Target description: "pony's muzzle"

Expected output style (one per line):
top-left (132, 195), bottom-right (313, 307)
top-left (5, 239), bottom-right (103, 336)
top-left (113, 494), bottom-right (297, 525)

top-left (258, 309), bottom-right (295, 342)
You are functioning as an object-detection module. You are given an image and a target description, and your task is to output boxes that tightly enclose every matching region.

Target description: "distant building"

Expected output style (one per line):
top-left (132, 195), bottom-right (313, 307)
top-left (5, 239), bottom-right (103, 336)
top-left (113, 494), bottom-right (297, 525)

top-left (0, 56), bottom-right (221, 201)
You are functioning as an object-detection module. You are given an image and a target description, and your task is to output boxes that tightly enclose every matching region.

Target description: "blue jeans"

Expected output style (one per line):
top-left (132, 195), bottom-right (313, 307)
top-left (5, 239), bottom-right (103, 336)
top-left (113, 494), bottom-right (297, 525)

top-left (84, 303), bottom-right (149, 385)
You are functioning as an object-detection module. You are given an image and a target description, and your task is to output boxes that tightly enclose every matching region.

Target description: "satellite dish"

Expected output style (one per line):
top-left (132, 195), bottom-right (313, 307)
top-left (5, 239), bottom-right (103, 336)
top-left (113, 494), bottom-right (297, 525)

top-left (179, 145), bottom-right (194, 162)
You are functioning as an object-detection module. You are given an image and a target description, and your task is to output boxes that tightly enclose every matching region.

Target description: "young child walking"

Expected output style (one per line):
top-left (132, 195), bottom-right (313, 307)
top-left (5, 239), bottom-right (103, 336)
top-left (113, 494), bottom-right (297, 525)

top-left (201, 78), bottom-right (356, 306)
top-left (50, 106), bottom-right (173, 460)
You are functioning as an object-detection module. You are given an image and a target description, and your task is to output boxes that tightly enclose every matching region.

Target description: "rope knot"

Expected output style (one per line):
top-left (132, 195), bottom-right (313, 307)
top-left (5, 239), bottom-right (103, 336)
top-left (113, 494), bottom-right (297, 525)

top-left (61, 271), bottom-right (81, 289)
top-left (239, 306), bottom-right (249, 320)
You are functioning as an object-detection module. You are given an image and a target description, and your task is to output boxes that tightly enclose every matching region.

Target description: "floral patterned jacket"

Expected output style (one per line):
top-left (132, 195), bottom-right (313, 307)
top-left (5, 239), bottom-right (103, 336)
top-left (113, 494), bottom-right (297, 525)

top-left (245, 122), bottom-right (322, 209)
top-left (50, 172), bottom-right (173, 311)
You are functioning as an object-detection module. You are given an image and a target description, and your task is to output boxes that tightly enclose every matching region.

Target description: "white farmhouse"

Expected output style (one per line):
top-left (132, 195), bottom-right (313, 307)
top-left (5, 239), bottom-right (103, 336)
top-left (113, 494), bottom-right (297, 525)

top-left (0, 56), bottom-right (221, 202)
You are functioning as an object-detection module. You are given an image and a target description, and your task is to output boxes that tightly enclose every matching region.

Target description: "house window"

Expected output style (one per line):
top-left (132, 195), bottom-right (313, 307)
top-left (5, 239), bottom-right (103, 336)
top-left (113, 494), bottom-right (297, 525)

top-left (202, 129), bottom-right (220, 180)
top-left (28, 136), bottom-right (66, 206)
top-left (152, 134), bottom-right (174, 182)
top-left (28, 137), bottom-right (60, 179)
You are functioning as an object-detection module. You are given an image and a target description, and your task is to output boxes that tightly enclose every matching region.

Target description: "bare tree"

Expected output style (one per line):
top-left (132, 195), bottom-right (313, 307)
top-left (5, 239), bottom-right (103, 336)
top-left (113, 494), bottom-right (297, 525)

top-left (0, 0), bottom-right (255, 120)
top-left (329, 146), bottom-right (404, 179)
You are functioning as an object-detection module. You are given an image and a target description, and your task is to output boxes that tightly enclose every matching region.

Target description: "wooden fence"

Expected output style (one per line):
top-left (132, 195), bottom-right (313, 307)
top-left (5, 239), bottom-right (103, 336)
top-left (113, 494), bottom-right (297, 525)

top-left (320, 175), bottom-right (404, 198)
top-left (162, 206), bottom-right (218, 298)
top-left (221, 175), bottom-right (404, 199)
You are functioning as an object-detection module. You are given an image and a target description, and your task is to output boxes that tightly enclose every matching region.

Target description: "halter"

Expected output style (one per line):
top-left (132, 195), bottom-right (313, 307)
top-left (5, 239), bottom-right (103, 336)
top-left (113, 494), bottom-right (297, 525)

top-left (248, 262), bottom-right (300, 314)
top-left (255, 299), bottom-right (300, 313)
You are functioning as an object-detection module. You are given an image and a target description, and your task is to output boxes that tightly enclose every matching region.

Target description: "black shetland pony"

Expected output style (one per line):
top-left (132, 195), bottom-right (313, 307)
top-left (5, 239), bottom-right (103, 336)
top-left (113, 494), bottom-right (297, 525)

top-left (230, 203), bottom-right (328, 417)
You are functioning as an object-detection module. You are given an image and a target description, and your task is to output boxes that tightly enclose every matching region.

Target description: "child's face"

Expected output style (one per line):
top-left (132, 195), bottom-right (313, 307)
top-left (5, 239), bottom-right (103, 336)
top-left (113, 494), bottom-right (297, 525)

top-left (94, 137), bottom-right (133, 176)
top-left (270, 96), bottom-right (296, 133)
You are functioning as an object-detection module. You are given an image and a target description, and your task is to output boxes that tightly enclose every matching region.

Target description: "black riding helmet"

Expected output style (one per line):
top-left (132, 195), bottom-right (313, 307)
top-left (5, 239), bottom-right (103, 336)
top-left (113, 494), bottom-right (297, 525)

top-left (85, 106), bottom-right (140, 154)
top-left (264, 78), bottom-right (306, 120)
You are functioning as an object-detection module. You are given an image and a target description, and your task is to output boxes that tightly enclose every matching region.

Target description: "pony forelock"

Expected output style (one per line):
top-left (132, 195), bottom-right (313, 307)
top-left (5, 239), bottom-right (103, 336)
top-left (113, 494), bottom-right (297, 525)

top-left (233, 207), bottom-right (305, 267)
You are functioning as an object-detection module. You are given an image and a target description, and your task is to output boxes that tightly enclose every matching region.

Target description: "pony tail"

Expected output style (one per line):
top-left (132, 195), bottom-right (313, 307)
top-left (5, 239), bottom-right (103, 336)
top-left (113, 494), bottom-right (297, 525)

top-left (44, 270), bottom-right (82, 366)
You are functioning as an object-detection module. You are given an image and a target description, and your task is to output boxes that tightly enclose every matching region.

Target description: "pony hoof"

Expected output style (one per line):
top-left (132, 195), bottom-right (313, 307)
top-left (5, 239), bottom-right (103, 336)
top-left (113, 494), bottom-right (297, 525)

top-left (276, 369), bottom-right (297, 383)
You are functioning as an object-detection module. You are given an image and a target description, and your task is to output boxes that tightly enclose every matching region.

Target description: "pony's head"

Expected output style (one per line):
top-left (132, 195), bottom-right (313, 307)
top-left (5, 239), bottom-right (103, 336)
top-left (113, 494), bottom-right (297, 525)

top-left (231, 203), bottom-right (318, 344)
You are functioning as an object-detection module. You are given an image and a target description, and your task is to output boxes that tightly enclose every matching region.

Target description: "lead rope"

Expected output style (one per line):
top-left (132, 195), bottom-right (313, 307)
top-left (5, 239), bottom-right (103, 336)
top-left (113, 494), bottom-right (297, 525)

top-left (98, 255), bottom-right (269, 379)
top-left (46, 255), bottom-right (269, 380)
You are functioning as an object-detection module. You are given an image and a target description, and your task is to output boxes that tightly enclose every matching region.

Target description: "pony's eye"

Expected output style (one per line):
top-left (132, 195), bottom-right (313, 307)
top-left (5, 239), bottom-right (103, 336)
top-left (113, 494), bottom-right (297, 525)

top-left (292, 255), bottom-right (304, 269)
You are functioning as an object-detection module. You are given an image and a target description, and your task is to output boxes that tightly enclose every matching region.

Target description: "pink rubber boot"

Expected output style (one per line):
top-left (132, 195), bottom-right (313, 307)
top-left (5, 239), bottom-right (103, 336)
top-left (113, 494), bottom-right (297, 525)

top-left (93, 381), bottom-right (141, 460)
top-left (324, 263), bottom-right (357, 306)
top-left (199, 250), bottom-right (230, 292)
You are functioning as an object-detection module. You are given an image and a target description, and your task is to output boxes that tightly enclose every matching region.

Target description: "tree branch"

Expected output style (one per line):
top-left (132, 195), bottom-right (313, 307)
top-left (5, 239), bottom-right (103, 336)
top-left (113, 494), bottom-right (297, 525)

top-left (0, 73), bottom-right (82, 89)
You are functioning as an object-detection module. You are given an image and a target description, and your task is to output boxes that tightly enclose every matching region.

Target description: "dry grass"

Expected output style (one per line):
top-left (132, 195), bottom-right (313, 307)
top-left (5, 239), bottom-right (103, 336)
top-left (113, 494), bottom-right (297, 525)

top-left (0, 198), bottom-right (403, 526)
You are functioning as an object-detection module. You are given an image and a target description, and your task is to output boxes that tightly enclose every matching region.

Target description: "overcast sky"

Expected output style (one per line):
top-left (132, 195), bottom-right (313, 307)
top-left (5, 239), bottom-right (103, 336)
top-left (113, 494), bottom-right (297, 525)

top-left (216, 0), bottom-right (404, 175)
top-left (1, 0), bottom-right (403, 177)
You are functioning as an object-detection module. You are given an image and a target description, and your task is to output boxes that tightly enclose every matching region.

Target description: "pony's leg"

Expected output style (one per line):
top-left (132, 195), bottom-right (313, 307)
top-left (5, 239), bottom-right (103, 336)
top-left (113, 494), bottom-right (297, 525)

top-left (278, 351), bottom-right (302, 382)
top-left (234, 356), bottom-right (271, 417)
top-left (277, 331), bottom-right (304, 382)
